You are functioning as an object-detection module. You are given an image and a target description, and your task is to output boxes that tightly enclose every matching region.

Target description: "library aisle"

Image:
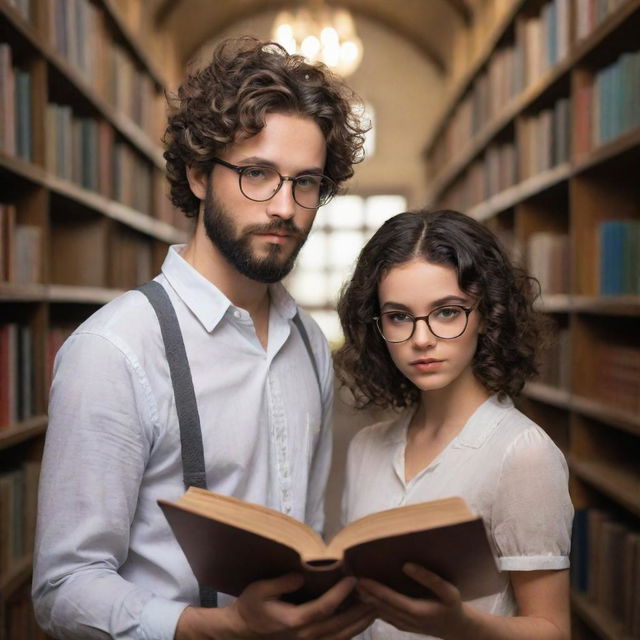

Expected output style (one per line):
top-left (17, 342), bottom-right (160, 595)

top-left (1, 0), bottom-right (639, 638)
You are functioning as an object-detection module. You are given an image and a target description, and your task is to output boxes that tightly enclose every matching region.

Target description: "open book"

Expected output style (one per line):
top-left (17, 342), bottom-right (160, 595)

top-left (159, 488), bottom-right (502, 603)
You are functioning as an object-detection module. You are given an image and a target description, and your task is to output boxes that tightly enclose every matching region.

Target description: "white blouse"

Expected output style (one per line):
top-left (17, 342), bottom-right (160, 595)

top-left (342, 395), bottom-right (573, 640)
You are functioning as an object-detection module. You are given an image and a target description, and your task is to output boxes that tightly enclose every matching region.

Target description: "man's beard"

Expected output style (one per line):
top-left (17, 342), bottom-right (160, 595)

top-left (202, 185), bottom-right (309, 284)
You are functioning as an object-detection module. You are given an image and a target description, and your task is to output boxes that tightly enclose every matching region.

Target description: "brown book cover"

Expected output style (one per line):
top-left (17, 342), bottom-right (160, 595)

top-left (159, 488), bottom-right (503, 604)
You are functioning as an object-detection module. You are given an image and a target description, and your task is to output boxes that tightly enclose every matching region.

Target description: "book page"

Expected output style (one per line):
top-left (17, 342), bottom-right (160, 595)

top-left (327, 496), bottom-right (475, 555)
top-left (173, 488), bottom-right (330, 557)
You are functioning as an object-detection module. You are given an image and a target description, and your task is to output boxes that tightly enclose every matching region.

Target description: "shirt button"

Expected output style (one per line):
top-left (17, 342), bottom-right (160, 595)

top-left (233, 310), bottom-right (241, 319)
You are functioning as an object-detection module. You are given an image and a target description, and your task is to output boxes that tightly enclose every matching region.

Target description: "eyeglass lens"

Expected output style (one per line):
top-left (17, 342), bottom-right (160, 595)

top-left (378, 306), bottom-right (470, 342)
top-left (240, 166), bottom-right (332, 208)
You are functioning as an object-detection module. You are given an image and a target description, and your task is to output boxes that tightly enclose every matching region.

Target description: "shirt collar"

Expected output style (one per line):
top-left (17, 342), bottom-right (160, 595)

top-left (455, 394), bottom-right (513, 448)
top-left (383, 394), bottom-right (513, 449)
top-left (161, 245), bottom-right (298, 332)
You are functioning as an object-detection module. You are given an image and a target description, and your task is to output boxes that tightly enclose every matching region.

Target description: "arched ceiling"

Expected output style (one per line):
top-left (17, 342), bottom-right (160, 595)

top-left (150, 0), bottom-right (473, 74)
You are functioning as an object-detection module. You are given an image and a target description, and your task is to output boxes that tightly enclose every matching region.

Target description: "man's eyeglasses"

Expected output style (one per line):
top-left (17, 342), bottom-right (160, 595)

top-left (211, 158), bottom-right (337, 209)
top-left (373, 305), bottom-right (475, 343)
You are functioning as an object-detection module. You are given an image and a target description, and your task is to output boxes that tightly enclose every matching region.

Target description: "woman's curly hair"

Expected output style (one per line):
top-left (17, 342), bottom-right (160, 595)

top-left (334, 209), bottom-right (551, 410)
top-left (163, 37), bottom-right (368, 217)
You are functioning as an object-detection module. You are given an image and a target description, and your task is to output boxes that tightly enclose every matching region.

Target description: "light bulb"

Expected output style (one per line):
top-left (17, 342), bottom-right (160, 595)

top-left (301, 35), bottom-right (321, 60)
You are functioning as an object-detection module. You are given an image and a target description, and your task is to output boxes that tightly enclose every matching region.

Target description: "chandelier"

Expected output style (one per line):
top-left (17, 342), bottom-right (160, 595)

top-left (272, 4), bottom-right (363, 76)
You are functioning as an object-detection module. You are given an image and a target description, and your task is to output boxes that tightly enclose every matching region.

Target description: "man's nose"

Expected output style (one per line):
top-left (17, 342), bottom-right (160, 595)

top-left (266, 179), bottom-right (297, 219)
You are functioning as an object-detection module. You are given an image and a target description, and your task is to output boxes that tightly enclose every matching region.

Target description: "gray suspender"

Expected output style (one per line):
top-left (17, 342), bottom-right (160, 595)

top-left (139, 281), bottom-right (208, 491)
top-left (138, 281), bottom-right (217, 607)
top-left (137, 280), bottom-right (322, 608)
top-left (292, 312), bottom-right (321, 392)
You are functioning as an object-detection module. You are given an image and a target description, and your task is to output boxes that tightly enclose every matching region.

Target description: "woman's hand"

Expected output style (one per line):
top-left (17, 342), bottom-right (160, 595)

top-left (356, 563), bottom-right (471, 638)
top-left (357, 566), bottom-right (571, 640)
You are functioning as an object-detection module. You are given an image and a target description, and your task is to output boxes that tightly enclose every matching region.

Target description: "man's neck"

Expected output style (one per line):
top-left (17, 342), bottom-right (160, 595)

top-left (181, 230), bottom-right (271, 324)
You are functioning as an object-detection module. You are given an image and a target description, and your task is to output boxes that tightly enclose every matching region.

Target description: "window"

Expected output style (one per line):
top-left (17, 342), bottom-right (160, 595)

top-left (286, 194), bottom-right (407, 346)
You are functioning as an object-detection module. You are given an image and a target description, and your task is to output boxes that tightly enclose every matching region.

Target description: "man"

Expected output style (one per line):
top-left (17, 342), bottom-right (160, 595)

top-left (32, 38), bottom-right (372, 640)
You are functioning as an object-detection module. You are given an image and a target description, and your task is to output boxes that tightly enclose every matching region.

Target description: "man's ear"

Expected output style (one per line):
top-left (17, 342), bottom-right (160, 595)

top-left (186, 165), bottom-right (208, 201)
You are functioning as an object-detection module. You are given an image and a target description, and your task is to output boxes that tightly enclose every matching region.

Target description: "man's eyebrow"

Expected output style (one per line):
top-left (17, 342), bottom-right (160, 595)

top-left (236, 156), bottom-right (325, 174)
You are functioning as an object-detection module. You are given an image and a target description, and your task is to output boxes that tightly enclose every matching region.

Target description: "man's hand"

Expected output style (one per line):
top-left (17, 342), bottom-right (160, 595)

top-left (175, 573), bottom-right (375, 639)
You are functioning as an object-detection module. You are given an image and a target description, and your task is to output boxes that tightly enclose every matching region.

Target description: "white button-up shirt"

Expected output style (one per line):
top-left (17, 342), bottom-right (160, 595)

top-left (343, 395), bottom-right (573, 640)
top-left (33, 245), bottom-right (334, 640)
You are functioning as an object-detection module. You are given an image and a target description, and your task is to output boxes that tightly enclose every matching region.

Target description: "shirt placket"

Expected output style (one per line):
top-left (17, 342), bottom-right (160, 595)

top-left (267, 372), bottom-right (293, 515)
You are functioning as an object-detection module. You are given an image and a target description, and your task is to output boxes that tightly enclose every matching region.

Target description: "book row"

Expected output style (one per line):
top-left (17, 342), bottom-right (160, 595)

top-left (595, 342), bottom-right (640, 414)
top-left (571, 507), bottom-right (640, 637)
top-left (440, 140), bottom-right (517, 211)
top-left (0, 320), bottom-right (79, 430)
top-left (46, 102), bottom-right (154, 213)
top-left (574, 0), bottom-right (632, 41)
top-left (0, 323), bottom-right (37, 428)
top-left (0, 203), bottom-right (42, 284)
top-left (598, 220), bottom-right (640, 295)
top-left (526, 232), bottom-right (570, 295)
top-left (0, 460), bottom-right (40, 576)
top-left (430, 0), bottom-right (570, 168)
top-left (0, 44), bottom-right (32, 161)
top-left (46, 0), bottom-right (163, 136)
top-left (440, 92), bottom-right (572, 211)
top-left (538, 326), bottom-right (571, 389)
top-left (575, 48), bottom-right (640, 156)
top-left (47, 214), bottom-right (156, 289)
top-left (519, 97), bottom-right (571, 179)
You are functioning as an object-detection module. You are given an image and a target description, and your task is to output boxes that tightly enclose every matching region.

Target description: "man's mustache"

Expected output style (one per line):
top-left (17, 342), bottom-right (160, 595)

top-left (244, 219), bottom-right (304, 238)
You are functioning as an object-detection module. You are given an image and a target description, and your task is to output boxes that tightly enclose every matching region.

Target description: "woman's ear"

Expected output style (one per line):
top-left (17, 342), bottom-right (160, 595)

top-left (186, 165), bottom-right (208, 201)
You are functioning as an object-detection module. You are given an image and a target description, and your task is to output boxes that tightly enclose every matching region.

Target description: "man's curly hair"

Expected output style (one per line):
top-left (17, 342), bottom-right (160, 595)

top-left (163, 37), bottom-right (368, 217)
top-left (334, 209), bottom-right (550, 410)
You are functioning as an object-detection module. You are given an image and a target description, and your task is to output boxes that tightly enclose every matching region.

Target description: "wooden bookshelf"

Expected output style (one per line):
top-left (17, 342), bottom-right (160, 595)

top-left (0, 416), bottom-right (47, 451)
top-left (468, 162), bottom-right (571, 221)
top-left (0, 0), bottom-right (185, 633)
top-left (0, 555), bottom-right (32, 601)
top-left (523, 382), bottom-right (571, 409)
top-left (571, 591), bottom-right (627, 640)
top-left (424, 2), bottom-right (640, 637)
top-left (570, 458), bottom-right (640, 518)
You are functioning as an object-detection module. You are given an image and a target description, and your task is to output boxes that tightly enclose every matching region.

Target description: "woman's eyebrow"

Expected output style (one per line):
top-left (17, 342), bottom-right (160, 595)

top-left (380, 296), bottom-right (470, 312)
top-left (380, 301), bottom-right (411, 311)
top-left (430, 295), bottom-right (471, 307)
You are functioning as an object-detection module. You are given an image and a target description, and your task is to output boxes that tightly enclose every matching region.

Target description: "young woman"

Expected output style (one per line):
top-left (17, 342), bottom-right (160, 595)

top-left (334, 209), bottom-right (573, 640)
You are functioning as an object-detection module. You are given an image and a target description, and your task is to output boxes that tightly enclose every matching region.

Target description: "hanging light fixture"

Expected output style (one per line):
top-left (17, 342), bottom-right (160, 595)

top-left (272, 3), bottom-right (363, 76)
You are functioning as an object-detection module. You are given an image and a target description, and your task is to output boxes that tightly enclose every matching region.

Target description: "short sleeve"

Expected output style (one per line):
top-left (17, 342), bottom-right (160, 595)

top-left (492, 428), bottom-right (574, 571)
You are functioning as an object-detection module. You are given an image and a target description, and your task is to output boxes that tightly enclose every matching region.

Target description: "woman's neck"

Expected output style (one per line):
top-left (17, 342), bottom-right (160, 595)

top-left (413, 373), bottom-right (490, 439)
top-left (404, 374), bottom-right (490, 484)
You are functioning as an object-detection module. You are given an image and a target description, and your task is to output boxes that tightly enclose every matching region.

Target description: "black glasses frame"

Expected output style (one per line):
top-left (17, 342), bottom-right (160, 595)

top-left (373, 305), bottom-right (475, 343)
top-left (211, 157), bottom-right (336, 209)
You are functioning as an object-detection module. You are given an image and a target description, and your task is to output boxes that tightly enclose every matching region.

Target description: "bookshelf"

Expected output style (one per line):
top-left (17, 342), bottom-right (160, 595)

top-left (0, 0), bottom-right (187, 636)
top-left (423, 1), bottom-right (640, 638)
